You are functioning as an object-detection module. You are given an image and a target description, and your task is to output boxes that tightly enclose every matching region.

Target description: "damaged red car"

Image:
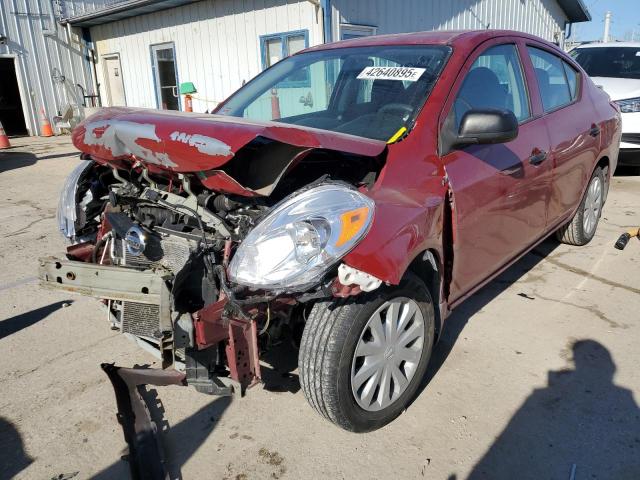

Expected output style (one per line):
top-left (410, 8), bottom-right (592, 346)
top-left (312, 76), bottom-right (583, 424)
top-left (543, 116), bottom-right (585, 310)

top-left (41, 30), bottom-right (620, 432)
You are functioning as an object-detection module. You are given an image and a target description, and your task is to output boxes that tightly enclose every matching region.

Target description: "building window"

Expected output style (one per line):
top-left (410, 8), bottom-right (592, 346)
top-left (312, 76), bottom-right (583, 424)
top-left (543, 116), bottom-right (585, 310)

top-left (340, 24), bottom-right (376, 40)
top-left (151, 42), bottom-right (180, 110)
top-left (260, 30), bottom-right (309, 87)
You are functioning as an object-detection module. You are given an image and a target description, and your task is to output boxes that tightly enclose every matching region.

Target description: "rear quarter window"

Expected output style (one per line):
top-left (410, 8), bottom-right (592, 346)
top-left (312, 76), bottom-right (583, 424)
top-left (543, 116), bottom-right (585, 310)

top-left (563, 62), bottom-right (579, 100)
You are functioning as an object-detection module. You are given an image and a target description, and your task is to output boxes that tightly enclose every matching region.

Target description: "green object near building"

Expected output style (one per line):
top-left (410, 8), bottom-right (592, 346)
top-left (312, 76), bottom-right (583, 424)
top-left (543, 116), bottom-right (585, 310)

top-left (179, 82), bottom-right (197, 95)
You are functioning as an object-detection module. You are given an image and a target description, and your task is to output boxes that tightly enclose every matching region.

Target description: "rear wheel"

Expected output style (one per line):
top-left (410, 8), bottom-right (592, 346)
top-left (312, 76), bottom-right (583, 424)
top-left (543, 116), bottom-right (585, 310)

top-left (298, 273), bottom-right (435, 432)
top-left (556, 166), bottom-right (605, 246)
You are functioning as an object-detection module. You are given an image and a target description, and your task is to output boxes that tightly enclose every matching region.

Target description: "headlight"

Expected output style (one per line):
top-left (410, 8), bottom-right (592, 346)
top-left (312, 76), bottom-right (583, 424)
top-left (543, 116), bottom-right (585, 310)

top-left (57, 160), bottom-right (94, 242)
top-left (615, 97), bottom-right (640, 113)
top-left (228, 184), bottom-right (375, 290)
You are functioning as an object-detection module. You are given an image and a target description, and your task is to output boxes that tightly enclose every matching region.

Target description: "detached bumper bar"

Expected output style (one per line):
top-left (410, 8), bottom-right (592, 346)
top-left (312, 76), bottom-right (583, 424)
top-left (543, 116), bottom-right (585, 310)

top-left (38, 256), bottom-right (172, 333)
top-left (39, 256), bottom-right (259, 391)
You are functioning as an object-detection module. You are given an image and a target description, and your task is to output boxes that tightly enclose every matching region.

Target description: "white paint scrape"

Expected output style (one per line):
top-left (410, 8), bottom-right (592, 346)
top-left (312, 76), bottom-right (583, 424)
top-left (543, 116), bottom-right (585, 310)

top-left (84, 120), bottom-right (177, 167)
top-left (169, 131), bottom-right (233, 157)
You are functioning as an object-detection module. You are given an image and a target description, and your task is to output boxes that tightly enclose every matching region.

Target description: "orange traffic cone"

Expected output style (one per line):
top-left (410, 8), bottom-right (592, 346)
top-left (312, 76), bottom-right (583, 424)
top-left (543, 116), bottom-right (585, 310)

top-left (40, 107), bottom-right (54, 137)
top-left (0, 121), bottom-right (11, 149)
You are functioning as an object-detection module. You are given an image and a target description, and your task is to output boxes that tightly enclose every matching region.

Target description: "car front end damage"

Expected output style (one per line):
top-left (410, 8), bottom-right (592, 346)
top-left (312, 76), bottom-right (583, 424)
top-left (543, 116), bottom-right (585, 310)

top-left (40, 107), bottom-right (389, 395)
top-left (41, 35), bottom-right (456, 438)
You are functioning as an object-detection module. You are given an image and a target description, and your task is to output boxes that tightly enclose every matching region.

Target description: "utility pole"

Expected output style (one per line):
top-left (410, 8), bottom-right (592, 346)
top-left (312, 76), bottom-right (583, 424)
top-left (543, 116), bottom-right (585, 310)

top-left (603, 11), bottom-right (612, 43)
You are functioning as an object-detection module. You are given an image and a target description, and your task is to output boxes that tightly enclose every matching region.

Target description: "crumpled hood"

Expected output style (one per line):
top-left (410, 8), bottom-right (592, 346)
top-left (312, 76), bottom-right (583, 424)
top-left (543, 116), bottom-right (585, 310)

top-left (72, 107), bottom-right (386, 172)
top-left (591, 77), bottom-right (640, 101)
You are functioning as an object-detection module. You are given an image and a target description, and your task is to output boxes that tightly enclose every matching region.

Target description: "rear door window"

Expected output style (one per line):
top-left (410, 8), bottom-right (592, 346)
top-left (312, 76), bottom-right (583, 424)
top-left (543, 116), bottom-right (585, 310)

top-left (527, 47), bottom-right (573, 112)
top-left (454, 44), bottom-right (530, 129)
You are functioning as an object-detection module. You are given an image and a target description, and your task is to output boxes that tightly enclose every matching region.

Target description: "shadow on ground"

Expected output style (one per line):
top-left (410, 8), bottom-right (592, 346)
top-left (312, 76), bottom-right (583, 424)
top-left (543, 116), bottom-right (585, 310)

top-left (261, 339), bottom-right (301, 394)
top-left (414, 237), bottom-right (561, 401)
top-left (93, 393), bottom-right (232, 480)
top-left (0, 417), bottom-right (33, 479)
top-left (0, 300), bottom-right (73, 340)
top-left (0, 152), bottom-right (37, 173)
top-left (36, 151), bottom-right (78, 161)
top-left (458, 340), bottom-right (640, 479)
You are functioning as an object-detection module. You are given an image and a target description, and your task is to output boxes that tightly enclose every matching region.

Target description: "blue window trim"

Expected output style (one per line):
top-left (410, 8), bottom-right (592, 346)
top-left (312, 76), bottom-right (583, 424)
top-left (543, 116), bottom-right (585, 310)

top-left (259, 29), bottom-right (310, 88)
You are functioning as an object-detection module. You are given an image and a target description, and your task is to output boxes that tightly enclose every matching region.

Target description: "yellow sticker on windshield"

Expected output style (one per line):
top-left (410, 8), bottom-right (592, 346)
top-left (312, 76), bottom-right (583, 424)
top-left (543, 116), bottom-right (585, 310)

top-left (387, 126), bottom-right (407, 144)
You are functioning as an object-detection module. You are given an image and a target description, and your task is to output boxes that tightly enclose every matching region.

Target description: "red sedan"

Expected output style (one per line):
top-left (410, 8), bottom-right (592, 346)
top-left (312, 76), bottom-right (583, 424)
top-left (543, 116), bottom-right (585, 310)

top-left (43, 30), bottom-right (621, 434)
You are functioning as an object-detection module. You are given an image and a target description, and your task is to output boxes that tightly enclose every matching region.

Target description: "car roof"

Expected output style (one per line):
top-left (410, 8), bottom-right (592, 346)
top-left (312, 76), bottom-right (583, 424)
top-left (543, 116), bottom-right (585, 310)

top-left (576, 42), bottom-right (640, 49)
top-left (303, 29), bottom-right (559, 53)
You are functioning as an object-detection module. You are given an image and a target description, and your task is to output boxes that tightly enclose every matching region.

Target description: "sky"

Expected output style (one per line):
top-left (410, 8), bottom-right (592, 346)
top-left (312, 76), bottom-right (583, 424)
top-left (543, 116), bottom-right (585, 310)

top-left (573, 0), bottom-right (640, 42)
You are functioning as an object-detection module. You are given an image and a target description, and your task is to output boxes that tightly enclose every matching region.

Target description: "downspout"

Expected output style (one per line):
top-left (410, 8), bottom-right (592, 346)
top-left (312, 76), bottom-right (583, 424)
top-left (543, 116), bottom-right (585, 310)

top-left (82, 27), bottom-right (102, 107)
top-left (565, 21), bottom-right (573, 40)
top-left (320, 0), bottom-right (332, 43)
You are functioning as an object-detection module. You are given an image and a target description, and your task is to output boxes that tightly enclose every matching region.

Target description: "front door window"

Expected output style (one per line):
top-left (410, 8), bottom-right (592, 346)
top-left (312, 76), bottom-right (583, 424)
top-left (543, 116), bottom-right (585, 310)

top-left (454, 44), bottom-right (530, 129)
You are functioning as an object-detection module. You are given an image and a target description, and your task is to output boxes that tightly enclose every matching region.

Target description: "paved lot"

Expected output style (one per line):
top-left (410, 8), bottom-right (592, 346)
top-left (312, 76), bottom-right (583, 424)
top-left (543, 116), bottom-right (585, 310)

top-left (1, 136), bottom-right (639, 480)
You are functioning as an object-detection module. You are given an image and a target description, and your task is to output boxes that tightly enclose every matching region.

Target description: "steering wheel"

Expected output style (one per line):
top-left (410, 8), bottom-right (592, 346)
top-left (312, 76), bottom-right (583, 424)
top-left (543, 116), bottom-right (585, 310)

top-left (379, 103), bottom-right (413, 120)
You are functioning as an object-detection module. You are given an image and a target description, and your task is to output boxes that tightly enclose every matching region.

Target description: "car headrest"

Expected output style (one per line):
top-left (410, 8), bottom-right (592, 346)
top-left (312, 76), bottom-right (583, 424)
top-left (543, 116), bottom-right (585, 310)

top-left (535, 68), bottom-right (550, 89)
top-left (461, 67), bottom-right (506, 107)
top-left (371, 79), bottom-right (405, 105)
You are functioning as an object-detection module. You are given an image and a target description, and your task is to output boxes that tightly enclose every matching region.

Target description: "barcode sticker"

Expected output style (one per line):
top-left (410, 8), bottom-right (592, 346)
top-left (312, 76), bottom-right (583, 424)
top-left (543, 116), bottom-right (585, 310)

top-left (357, 66), bottom-right (426, 82)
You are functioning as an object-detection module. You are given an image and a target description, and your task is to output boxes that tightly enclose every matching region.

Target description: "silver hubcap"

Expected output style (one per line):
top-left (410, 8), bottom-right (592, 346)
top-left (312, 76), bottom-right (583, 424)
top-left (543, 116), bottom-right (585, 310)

top-left (583, 176), bottom-right (603, 236)
top-left (351, 297), bottom-right (425, 412)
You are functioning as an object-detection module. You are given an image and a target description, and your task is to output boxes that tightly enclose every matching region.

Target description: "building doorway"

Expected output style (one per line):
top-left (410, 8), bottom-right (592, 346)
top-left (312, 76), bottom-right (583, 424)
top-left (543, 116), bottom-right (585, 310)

top-left (102, 54), bottom-right (127, 106)
top-left (0, 58), bottom-right (28, 135)
top-left (151, 43), bottom-right (179, 110)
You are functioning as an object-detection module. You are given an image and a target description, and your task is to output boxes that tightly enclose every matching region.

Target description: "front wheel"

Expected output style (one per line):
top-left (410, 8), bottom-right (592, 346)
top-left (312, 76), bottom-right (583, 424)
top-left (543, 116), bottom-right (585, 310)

top-left (298, 274), bottom-right (435, 432)
top-left (556, 166), bottom-right (605, 246)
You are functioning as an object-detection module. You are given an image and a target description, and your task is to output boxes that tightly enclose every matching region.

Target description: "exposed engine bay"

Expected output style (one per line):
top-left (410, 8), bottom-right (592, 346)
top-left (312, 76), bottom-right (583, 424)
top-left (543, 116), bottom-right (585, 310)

top-left (42, 109), bottom-right (388, 395)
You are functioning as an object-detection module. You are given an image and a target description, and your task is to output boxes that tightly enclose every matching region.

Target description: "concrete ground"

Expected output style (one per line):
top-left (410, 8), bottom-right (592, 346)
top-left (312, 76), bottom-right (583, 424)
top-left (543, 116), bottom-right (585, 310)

top-left (1, 136), bottom-right (639, 480)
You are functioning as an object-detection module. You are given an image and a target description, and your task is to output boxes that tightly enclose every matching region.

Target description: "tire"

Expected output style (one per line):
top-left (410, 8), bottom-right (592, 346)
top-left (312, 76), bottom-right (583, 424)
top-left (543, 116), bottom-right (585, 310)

top-left (556, 166), bottom-right (605, 246)
top-left (298, 273), bottom-right (435, 432)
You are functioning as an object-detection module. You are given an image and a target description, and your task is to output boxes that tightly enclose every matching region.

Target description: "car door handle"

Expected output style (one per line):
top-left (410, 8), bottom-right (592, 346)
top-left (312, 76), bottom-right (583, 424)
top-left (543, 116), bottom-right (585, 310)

top-left (590, 125), bottom-right (601, 137)
top-left (528, 150), bottom-right (548, 166)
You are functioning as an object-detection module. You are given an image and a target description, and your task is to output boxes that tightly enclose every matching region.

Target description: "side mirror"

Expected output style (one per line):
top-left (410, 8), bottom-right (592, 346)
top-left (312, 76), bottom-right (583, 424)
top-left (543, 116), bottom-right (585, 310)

top-left (456, 109), bottom-right (518, 146)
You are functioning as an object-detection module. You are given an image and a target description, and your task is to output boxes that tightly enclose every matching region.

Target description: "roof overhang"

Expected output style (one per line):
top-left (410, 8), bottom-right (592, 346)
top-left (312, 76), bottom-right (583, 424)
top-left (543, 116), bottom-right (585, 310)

top-left (557, 0), bottom-right (591, 23)
top-left (65, 0), bottom-right (591, 29)
top-left (64, 0), bottom-right (201, 27)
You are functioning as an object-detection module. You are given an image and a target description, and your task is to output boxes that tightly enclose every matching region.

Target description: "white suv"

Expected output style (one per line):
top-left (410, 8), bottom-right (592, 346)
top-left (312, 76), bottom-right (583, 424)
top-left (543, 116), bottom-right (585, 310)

top-left (572, 42), bottom-right (640, 168)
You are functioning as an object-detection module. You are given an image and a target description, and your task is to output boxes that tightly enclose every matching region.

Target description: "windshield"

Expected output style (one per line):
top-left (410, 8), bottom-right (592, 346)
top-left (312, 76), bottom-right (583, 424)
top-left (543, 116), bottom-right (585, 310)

top-left (216, 45), bottom-right (451, 141)
top-left (572, 47), bottom-right (640, 79)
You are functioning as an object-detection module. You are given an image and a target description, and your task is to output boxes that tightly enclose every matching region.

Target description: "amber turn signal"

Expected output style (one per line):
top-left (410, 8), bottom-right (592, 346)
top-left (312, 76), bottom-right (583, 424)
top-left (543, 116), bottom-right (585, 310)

top-left (336, 206), bottom-right (370, 247)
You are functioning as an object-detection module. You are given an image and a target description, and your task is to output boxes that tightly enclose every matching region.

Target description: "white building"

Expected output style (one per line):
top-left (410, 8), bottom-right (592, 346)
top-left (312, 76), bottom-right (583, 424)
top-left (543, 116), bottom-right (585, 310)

top-left (0, 0), bottom-right (590, 134)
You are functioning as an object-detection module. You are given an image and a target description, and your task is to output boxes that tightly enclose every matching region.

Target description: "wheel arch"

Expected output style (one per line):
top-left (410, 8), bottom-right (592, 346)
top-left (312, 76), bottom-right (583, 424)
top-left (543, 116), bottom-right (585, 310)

top-left (596, 155), bottom-right (610, 203)
top-left (406, 248), bottom-right (444, 339)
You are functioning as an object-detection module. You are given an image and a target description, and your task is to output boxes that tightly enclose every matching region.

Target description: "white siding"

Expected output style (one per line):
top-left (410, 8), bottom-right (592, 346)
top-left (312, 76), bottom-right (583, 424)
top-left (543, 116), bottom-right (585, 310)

top-left (91, 0), bottom-right (323, 111)
top-left (0, 0), bottom-right (95, 135)
top-left (332, 0), bottom-right (568, 43)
